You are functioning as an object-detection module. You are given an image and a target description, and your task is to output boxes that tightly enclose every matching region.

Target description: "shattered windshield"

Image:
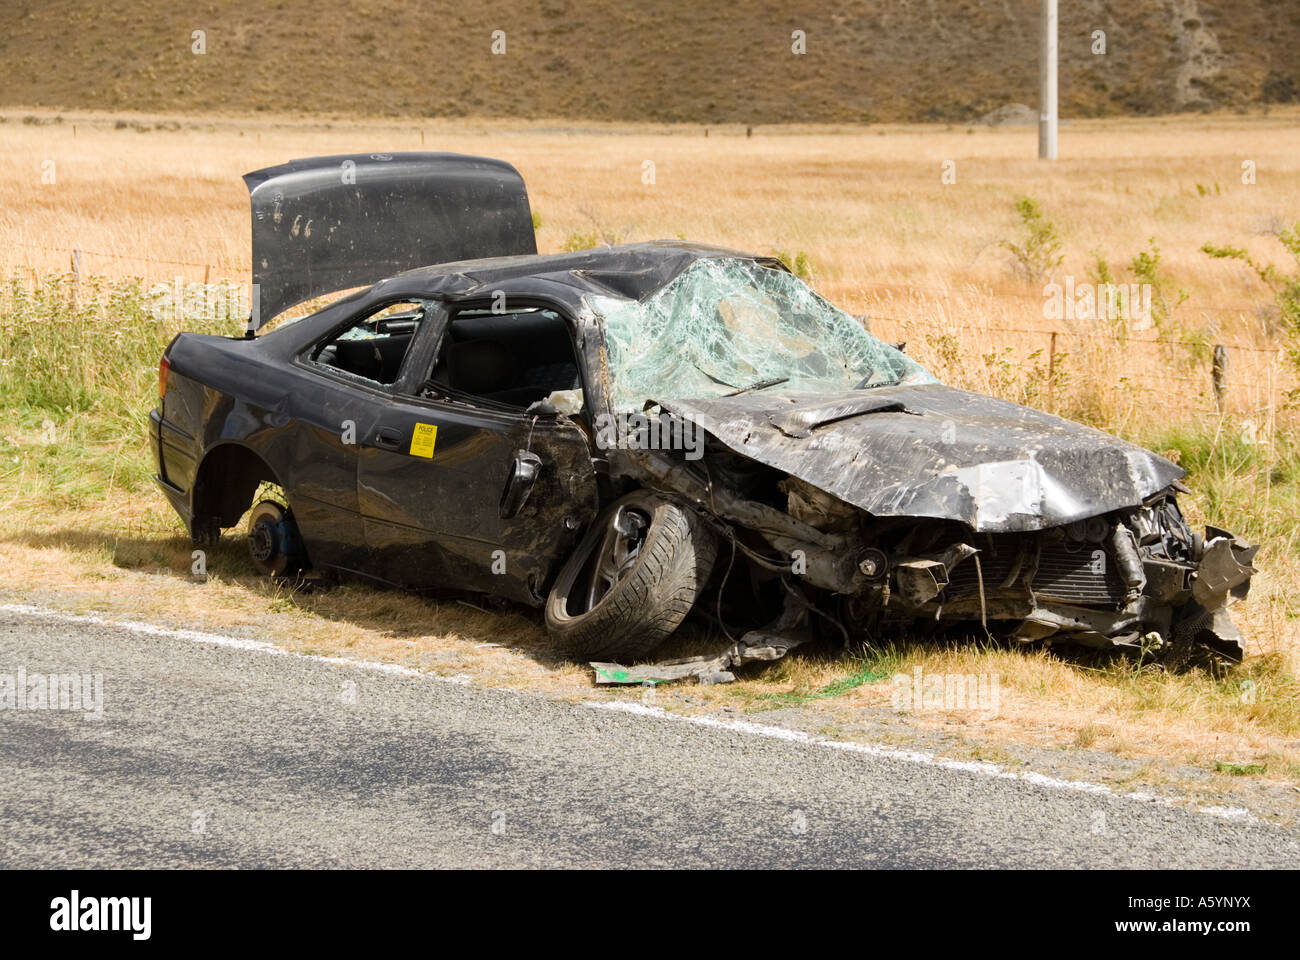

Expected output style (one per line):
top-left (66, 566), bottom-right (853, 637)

top-left (595, 258), bottom-right (936, 411)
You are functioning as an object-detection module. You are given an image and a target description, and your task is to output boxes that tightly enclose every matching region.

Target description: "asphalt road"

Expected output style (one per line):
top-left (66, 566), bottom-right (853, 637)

top-left (1, 607), bottom-right (1296, 868)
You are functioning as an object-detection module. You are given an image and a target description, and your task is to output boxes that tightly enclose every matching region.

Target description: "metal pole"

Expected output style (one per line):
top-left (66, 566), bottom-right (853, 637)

top-left (1039, 0), bottom-right (1058, 160)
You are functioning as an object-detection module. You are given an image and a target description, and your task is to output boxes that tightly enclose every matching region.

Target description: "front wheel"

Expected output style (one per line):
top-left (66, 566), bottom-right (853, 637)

top-left (246, 499), bottom-right (308, 577)
top-left (545, 491), bottom-right (717, 661)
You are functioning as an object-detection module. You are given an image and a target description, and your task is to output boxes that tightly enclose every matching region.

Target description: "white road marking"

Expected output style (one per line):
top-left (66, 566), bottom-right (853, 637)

top-left (0, 602), bottom-right (1258, 824)
top-left (0, 602), bottom-right (470, 684)
top-left (588, 701), bottom-right (1258, 822)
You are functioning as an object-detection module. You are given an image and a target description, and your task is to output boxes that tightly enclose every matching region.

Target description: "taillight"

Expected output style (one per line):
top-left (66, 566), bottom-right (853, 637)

top-left (158, 355), bottom-right (170, 400)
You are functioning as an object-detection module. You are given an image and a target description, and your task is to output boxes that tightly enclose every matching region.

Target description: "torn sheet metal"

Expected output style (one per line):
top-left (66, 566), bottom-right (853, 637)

top-left (592, 629), bottom-right (806, 685)
top-left (1191, 535), bottom-right (1258, 608)
top-left (594, 590), bottom-right (813, 685)
top-left (655, 385), bottom-right (1184, 533)
top-left (894, 543), bottom-right (978, 605)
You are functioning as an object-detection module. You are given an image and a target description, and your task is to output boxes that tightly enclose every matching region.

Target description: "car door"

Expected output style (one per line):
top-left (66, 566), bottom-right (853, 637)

top-left (356, 306), bottom-right (600, 603)
top-left (286, 297), bottom-right (435, 577)
top-left (280, 365), bottom-right (389, 575)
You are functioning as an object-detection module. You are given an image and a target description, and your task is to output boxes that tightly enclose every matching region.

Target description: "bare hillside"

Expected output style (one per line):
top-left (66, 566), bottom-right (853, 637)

top-left (3, 1), bottom-right (1298, 122)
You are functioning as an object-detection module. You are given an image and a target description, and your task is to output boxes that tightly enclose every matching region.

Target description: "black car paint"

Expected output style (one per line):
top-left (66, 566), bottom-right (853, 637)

top-left (155, 275), bottom-right (605, 602)
top-left (152, 154), bottom-right (1253, 659)
top-left (245, 153), bottom-right (538, 329)
top-left (656, 384), bottom-right (1186, 533)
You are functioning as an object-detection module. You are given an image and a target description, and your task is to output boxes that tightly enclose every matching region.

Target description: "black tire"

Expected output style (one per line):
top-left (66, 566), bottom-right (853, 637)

top-left (246, 499), bottom-right (309, 577)
top-left (545, 490), bottom-right (717, 661)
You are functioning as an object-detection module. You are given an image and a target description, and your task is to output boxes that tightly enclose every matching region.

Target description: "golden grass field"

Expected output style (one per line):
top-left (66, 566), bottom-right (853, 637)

top-left (2, 107), bottom-right (1299, 813)
top-left (3, 108), bottom-right (1297, 416)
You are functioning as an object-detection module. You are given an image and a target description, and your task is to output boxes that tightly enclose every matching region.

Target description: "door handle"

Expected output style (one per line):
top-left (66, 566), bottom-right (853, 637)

top-left (374, 427), bottom-right (403, 449)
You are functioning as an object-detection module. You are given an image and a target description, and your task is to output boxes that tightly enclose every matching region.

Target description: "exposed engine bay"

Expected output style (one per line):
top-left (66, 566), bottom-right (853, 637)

top-left (600, 439), bottom-right (1256, 683)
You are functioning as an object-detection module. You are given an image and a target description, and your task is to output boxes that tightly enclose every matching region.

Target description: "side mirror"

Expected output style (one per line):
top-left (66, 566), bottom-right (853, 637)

top-left (499, 450), bottom-right (542, 520)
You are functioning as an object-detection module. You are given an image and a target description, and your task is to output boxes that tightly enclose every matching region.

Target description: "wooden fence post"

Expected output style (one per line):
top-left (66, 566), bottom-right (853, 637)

top-left (70, 248), bottom-right (82, 309)
top-left (1212, 343), bottom-right (1228, 409)
top-left (1047, 330), bottom-right (1058, 409)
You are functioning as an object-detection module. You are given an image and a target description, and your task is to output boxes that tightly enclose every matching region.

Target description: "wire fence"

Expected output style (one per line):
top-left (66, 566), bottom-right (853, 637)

top-left (868, 314), bottom-right (1286, 410)
top-left (4, 239), bottom-right (1291, 414)
top-left (11, 241), bottom-right (245, 273)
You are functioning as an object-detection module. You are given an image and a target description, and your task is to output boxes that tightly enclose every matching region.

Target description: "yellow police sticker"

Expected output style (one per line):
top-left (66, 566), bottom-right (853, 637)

top-left (409, 423), bottom-right (438, 459)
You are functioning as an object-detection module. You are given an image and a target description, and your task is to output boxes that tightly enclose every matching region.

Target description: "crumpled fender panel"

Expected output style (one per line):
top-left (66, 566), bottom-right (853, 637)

top-left (657, 383), bottom-right (1185, 533)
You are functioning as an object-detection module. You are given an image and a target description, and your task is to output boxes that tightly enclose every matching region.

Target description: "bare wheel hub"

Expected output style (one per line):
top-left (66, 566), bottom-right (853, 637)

top-left (248, 518), bottom-right (278, 563)
top-left (582, 505), bottom-right (650, 611)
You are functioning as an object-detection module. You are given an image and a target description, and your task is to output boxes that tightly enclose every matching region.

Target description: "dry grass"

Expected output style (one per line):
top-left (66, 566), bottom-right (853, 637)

top-left (3, 106), bottom-right (1297, 422)
top-left (2, 107), bottom-right (1299, 804)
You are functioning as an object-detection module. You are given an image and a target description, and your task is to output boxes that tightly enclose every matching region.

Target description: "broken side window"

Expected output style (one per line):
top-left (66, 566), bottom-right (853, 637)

top-left (308, 299), bottom-right (430, 385)
top-left (417, 306), bottom-right (582, 410)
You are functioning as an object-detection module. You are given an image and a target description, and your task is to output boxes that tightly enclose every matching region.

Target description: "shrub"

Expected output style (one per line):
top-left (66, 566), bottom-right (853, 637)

top-left (1002, 196), bottom-right (1064, 283)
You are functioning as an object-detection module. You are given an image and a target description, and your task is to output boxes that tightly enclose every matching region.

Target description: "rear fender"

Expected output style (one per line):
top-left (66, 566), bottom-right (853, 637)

top-left (189, 443), bottom-right (279, 543)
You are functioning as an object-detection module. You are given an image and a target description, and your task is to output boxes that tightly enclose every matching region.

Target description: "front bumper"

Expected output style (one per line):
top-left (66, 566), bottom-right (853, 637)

top-left (882, 519), bottom-right (1257, 660)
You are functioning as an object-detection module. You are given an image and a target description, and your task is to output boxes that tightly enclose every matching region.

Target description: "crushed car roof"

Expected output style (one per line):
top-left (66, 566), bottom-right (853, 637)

top-left (375, 240), bottom-right (788, 305)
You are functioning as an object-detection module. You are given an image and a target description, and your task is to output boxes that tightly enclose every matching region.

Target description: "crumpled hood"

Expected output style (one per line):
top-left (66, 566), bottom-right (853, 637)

top-left (656, 383), bottom-right (1184, 532)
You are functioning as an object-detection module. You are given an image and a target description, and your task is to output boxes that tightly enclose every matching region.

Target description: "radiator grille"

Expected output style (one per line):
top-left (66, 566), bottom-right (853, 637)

top-left (1033, 543), bottom-right (1126, 605)
top-left (943, 540), bottom-right (1125, 608)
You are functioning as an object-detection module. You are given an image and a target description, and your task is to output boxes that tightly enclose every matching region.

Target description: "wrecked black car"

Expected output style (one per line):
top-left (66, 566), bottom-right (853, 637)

top-left (152, 153), bottom-right (1256, 677)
